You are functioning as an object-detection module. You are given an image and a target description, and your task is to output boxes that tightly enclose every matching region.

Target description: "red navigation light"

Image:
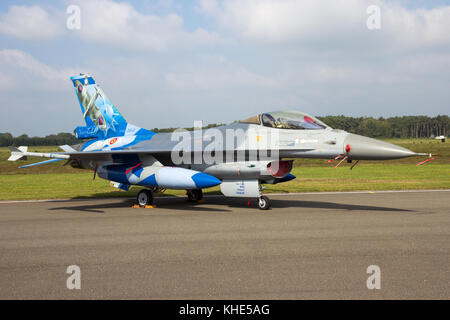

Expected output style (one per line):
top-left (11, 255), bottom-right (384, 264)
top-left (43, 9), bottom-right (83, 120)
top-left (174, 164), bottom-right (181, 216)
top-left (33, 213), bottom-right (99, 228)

top-left (345, 144), bottom-right (351, 153)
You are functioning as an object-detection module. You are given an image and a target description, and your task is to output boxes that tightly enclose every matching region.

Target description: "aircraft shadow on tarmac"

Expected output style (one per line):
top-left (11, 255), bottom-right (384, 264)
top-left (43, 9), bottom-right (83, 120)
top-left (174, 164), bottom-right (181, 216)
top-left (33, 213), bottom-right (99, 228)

top-left (202, 197), bottom-right (413, 212)
top-left (267, 198), bottom-right (413, 212)
top-left (48, 199), bottom-right (135, 213)
top-left (48, 198), bottom-right (231, 213)
top-left (47, 196), bottom-right (413, 214)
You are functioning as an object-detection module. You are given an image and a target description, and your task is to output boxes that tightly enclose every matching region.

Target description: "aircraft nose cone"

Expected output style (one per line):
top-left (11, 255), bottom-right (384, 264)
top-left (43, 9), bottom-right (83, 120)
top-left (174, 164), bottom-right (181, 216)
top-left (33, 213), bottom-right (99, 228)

top-left (191, 172), bottom-right (222, 189)
top-left (344, 133), bottom-right (416, 160)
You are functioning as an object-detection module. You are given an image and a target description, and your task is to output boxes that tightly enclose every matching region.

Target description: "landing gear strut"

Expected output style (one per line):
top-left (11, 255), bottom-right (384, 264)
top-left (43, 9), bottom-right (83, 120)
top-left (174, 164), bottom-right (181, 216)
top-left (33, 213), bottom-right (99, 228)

top-left (257, 183), bottom-right (270, 210)
top-left (137, 189), bottom-right (154, 207)
top-left (187, 189), bottom-right (203, 202)
top-left (258, 195), bottom-right (270, 210)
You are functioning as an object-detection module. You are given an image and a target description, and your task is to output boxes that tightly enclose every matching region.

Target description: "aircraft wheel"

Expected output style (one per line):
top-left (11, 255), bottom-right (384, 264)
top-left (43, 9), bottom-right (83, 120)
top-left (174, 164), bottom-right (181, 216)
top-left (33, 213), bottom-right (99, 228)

top-left (187, 189), bottom-right (203, 202)
top-left (137, 189), bottom-right (154, 207)
top-left (258, 196), bottom-right (270, 210)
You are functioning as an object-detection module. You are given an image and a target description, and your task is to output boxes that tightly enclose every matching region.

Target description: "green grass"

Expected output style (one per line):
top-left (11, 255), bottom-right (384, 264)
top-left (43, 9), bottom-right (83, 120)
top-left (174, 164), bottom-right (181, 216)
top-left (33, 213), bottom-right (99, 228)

top-left (266, 164), bottom-right (450, 193)
top-left (0, 139), bottom-right (449, 201)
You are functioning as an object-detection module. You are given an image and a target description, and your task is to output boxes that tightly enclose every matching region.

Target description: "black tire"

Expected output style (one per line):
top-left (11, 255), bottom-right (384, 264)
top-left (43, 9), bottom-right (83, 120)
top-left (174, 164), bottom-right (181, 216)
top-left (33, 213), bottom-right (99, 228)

top-left (258, 196), bottom-right (270, 210)
top-left (194, 189), bottom-right (203, 201)
top-left (187, 189), bottom-right (203, 202)
top-left (137, 189), bottom-right (154, 207)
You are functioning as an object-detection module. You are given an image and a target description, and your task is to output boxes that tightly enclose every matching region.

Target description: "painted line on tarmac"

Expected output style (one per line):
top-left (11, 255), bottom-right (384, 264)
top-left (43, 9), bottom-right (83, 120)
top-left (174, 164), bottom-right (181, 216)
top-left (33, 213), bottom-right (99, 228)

top-left (0, 189), bottom-right (449, 204)
top-left (268, 189), bottom-right (450, 196)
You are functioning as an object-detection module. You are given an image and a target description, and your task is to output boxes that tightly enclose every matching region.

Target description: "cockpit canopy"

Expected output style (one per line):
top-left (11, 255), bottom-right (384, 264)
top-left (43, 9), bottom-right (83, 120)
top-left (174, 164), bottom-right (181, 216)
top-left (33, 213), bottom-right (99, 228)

top-left (240, 110), bottom-right (329, 130)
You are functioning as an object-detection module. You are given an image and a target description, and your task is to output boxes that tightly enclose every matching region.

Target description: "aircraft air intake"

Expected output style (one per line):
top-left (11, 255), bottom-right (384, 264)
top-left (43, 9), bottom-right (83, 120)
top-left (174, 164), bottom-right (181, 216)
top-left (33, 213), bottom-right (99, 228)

top-left (267, 160), bottom-right (293, 178)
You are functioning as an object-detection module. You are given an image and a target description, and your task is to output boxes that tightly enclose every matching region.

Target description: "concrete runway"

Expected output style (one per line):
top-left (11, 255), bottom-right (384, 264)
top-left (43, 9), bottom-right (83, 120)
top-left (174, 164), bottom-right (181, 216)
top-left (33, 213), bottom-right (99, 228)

top-left (0, 190), bottom-right (449, 299)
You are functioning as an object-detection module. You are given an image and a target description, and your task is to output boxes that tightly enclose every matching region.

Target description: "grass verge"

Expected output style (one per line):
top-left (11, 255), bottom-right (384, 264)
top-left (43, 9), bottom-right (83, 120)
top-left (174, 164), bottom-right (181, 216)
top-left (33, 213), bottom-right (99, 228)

top-left (0, 163), bottom-right (448, 201)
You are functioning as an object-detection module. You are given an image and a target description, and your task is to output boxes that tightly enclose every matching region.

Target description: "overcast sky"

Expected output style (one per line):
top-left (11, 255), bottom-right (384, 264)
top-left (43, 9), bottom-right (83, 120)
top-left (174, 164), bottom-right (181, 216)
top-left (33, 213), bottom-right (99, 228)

top-left (0, 0), bottom-right (449, 136)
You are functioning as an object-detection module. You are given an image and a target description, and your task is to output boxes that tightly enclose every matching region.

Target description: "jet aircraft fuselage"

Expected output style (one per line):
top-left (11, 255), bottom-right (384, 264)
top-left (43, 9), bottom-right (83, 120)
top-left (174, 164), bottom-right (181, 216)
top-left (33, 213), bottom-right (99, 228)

top-left (8, 74), bottom-right (427, 209)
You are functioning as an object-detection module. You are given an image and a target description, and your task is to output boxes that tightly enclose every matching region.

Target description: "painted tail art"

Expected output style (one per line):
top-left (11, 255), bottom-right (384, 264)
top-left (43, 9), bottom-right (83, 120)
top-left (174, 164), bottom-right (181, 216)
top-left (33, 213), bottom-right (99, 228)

top-left (71, 74), bottom-right (153, 140)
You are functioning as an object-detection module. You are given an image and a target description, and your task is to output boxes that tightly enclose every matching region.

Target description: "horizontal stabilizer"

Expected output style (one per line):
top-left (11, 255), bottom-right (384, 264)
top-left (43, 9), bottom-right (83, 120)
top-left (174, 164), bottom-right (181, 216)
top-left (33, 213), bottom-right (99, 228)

top-left (8, 146), bottom-right (70, 163)
top-left (8, 146), bottom-right (28, 161)
top-left (59, 145), bottom-right (76, 153)
top-left (19, 159), bottom-right (64, 169)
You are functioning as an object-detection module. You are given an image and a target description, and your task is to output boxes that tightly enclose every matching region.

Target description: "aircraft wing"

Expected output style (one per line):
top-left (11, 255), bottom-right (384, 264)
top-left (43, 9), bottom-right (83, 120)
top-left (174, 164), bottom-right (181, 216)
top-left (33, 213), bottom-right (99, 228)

top-left (64, 149), bottom-right (174, 162)
top-left (8, 147), bottom-right (172, 163)
top-left (9, 146), bottom-right (316, 166)
top-left (64, 147), bottom-right (315, 160)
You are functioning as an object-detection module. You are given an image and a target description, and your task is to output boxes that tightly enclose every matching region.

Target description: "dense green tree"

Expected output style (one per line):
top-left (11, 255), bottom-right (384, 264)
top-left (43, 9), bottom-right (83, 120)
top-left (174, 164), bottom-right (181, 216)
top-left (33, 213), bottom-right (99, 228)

top-left (317, 115), bottom-right (449, 138)
top-left (0, 132), bottom-right (81, 147)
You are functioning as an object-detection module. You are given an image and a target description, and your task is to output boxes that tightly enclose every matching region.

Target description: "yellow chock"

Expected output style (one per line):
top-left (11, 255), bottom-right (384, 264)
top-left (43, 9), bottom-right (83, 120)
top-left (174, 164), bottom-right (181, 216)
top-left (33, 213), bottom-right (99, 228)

top-left (132, 205), bottom-right (156, 209)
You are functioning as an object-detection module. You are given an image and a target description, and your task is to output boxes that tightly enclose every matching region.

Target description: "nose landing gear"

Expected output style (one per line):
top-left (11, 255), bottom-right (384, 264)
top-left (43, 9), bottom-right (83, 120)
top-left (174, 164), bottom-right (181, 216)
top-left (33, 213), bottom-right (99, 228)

top-left (258, 195), bottom-right (271, 210)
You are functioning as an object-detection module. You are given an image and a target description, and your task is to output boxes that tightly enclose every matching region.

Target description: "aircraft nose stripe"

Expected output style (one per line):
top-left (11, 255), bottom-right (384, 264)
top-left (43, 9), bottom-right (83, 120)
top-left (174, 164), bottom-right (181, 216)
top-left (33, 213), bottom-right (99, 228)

top-left (191, 173), bottom-right (221, 189)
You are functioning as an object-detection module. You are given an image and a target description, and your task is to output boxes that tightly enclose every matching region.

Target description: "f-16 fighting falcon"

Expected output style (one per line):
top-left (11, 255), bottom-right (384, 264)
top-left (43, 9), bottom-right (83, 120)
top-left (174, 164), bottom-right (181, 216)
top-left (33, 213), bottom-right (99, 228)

top-left (8, 74), bottom-right (433, 209)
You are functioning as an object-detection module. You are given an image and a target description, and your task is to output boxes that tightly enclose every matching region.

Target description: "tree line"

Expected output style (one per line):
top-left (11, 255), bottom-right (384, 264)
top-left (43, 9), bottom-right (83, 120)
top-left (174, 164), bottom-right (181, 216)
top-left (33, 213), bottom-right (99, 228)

top-left (0, 133), bottom-right (81, 147)
top-left (1, 115), bottom-right (448, 147)
top-left (317, 115), bottom-right (448, 138)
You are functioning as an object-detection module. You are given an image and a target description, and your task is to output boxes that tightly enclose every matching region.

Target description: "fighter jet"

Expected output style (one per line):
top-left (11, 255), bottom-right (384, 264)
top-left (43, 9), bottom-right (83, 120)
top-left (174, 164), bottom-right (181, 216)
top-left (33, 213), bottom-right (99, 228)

top-left (8, 74), bottom-right (433, 209)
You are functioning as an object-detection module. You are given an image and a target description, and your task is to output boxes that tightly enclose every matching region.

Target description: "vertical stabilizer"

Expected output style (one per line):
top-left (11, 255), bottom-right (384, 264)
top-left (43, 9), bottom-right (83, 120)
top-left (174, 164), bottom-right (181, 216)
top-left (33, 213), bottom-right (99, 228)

top-left (70, 74), bottom-right (154, 140)
top-left (71, 74), bottom-right (128, 139)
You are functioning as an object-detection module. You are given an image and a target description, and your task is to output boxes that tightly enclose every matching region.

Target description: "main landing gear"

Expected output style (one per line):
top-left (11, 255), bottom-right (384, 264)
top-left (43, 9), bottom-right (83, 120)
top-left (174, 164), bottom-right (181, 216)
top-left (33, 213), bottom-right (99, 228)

top-left (137, 189), bottom-right (154, 207)
top-left (136, 187), bottom-right (270, 209)
top-left (187, 189), bottom-right (203, 202)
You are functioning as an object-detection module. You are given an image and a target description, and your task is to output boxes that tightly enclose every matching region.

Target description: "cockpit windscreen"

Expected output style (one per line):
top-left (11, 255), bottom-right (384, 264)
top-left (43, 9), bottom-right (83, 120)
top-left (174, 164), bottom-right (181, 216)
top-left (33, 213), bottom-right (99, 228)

top-left (256, 111), bottom-right (328, 130)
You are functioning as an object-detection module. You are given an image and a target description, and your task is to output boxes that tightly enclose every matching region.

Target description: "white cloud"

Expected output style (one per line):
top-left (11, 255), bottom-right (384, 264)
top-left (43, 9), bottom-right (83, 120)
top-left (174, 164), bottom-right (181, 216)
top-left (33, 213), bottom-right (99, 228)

top-left (0, 49), bottom-right (81, 136)
top-left (383, 5), bottom-right (450, 48)
top-left (0, 5), bottom-right (63, 40)
top-left (0, 49), bottom-right (77, 90)
top-left (197, 0), bottom-right (368, 41)
top-left (72, 0), bottom-right (227, 51)
top-left (197, 0), bottom-right (450, 49)
top-left (0, 1), bottom-right (228, 50)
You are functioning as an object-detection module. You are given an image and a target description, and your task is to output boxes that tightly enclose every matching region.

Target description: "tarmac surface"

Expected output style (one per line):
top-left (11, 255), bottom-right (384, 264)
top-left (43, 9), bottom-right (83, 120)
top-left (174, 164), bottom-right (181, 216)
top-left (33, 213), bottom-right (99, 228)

top-left (0, 190), bottom-right (449, 299)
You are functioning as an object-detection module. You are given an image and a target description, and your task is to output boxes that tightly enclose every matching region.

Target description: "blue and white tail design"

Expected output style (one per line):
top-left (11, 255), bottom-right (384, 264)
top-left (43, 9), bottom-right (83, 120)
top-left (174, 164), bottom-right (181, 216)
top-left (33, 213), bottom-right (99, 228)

top-left (71, 74), bottom-right (153, 140)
